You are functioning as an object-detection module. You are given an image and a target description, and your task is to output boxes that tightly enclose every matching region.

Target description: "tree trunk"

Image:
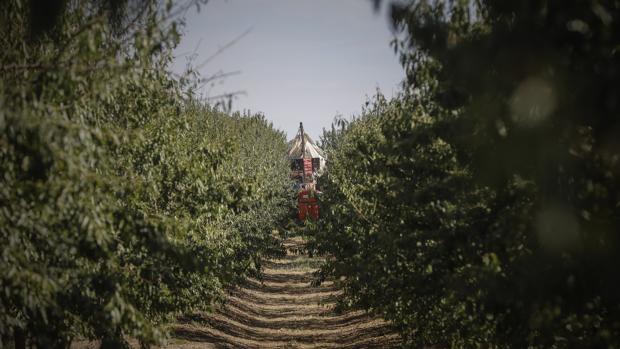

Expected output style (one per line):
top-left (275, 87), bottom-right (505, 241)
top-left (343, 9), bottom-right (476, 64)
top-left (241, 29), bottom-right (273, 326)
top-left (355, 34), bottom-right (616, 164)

top-left (14, 327), bottom-right (26, 349)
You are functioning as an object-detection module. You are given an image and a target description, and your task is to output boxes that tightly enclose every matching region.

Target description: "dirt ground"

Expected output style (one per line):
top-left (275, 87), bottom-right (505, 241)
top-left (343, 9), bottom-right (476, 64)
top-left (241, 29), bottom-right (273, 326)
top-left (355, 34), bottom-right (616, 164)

top-left (73, 236), bottom-right (401, 349)
top-left (167, 236), bottom-right (401, 348)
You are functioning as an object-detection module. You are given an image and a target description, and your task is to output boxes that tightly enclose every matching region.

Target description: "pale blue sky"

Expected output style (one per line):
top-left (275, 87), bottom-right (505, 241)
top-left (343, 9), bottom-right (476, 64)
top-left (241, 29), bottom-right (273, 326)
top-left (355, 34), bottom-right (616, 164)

top-left (172, 0), bottom-right (404, 140)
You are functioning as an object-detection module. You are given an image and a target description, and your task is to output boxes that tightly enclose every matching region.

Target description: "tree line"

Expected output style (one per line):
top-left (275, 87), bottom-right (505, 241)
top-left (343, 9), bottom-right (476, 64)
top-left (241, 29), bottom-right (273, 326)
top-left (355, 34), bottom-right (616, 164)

top-left (310, 1), bottom-right (620, 348)
top-left (1, 1), bottom-right (292, 348)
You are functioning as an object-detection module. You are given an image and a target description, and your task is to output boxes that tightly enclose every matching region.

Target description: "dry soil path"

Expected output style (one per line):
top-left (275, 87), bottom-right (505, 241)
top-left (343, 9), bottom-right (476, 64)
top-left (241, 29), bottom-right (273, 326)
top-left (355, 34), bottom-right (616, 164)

top-left (169, 236), bottom-right (401, 349)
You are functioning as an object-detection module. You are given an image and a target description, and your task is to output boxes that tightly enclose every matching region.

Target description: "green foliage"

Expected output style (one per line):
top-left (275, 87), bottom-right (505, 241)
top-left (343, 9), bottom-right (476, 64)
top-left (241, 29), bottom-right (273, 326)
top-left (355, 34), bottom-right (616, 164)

top-left (311, 1), bottom-right (620, 348)
top-left (312, 95), bottom-right (528, 348)
top-left (0, 1), bottom-right (291, 347)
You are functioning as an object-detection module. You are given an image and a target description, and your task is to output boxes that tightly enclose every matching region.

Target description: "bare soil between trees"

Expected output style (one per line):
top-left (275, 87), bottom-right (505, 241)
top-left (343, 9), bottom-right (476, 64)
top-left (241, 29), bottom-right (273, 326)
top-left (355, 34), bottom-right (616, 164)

top-left (168, 235), bottom-right (401, 348)
top-left (74, 236), bottom-right (401, 349)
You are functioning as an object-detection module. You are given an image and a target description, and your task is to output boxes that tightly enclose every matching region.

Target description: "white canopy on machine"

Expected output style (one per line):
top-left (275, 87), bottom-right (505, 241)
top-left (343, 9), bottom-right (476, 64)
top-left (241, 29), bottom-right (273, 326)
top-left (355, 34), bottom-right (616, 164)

top-left (288, 133), bottom-right (325, 159)
top-left (287, 123), bottom-right (326, 172)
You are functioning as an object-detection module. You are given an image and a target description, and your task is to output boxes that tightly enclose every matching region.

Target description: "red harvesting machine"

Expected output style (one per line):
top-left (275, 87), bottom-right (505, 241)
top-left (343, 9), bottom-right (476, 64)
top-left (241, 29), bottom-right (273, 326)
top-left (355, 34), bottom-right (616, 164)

top-left (288, 122), bottom-right (325, 221)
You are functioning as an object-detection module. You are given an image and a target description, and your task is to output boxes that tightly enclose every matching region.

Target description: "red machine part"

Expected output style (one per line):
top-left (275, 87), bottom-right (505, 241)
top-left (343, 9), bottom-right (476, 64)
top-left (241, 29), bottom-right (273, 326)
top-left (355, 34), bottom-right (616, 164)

top-left (303, 158), bottom-right (313, 180)
top-left (297, 189), bottom-right (319, 220)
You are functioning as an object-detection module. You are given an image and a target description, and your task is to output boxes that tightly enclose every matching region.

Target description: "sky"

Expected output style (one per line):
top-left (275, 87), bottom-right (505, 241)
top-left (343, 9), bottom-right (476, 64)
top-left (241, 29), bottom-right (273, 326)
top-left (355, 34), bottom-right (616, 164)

top-left (171, 0), bottom-right (405, 140)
